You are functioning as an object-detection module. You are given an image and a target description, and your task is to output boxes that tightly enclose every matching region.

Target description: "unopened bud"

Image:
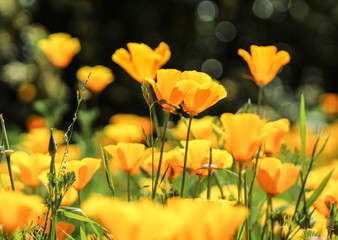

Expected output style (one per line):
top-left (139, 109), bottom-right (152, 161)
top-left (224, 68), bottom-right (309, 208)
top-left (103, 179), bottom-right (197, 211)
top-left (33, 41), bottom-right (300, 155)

top-left (326, 203), bottom-right (335, 232)
top-left (141, 81), bottom-right (150, 106)
top-left (48, 129), bottom-right (57, 156)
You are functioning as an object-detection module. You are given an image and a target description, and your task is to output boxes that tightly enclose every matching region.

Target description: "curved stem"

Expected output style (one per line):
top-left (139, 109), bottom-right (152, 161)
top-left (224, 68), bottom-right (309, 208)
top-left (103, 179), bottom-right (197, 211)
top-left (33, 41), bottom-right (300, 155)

top-left (180, 115), bottom-right (194, 197)
top-left (152, 111), bottom-right (170, 199)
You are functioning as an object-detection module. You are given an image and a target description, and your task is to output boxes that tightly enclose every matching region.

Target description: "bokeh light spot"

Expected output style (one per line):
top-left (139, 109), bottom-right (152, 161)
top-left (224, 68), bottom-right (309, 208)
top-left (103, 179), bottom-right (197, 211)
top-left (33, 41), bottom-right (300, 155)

top-left (252, 0), bottom-right (273, 19)
top-left (201, 59), bottom-right (223, 79)
top-left (215, 21), bottom-right (237, 42)
top-left (197, 1), bottom-right (219, 22)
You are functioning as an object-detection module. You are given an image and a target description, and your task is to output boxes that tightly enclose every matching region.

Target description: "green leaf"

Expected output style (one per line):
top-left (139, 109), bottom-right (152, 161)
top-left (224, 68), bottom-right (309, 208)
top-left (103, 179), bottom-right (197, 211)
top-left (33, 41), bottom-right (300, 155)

top-left (300, 93), bottom-right (306, 159)
top-left (100, 146), bottom-right (115, 196)
top-left (314, 130), bottom-right (332, 160)
top-left (80, 226), bottom-right (87, 240)
top-left (306, 169), bottom-right (334, 210)
top-left (61, 230), bottom-right (75, 240)
top-left (141, 126), bottom-right (150, 147)
top-left (236, 223), bottom-right (245, 240)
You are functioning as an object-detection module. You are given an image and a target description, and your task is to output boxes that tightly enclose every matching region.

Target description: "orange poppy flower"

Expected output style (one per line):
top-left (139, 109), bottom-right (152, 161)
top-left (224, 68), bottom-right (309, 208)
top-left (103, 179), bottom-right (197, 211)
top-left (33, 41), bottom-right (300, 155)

top-left (76, 65), bottom-right (114, 92)
top-left (180, 71), bottom-right (227, 116)
top-left (0, 191), bottom-right (43, 233)
top-left (147, 69), bottom-right (194, 111)
top-left (11, 151), bottom-right (51, 188)
top-left (216, 113), bottom-right (267, 162)
top-left (104, 143), bottom-right (148, 175)
top-left (38, 33), bottom-right (81, 68)
top-left (25, 115), bottom-right (48, 131)
top-left (112, 42), bottom-right (170, 83)
top-left (66, 158), bottom-right (101, 190)
top-left (238, 45), bottom-right (290, 86)
top-left (263, 118), bottom-right (290, 156)
top-left (320, 93), bottom-right (338, 115)
top-left (257, 157), bottom-right (300, 196)
top-left (178, 140), bottom-right (233, 177)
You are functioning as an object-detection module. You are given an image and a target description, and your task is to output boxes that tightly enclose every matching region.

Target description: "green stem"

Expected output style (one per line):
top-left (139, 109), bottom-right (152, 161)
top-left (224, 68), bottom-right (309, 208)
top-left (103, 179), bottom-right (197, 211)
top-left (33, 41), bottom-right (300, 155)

top-left (213, 172), bottom-right (224, 199)
top-left (1, 115), bottom-right (15, 191)
top-left (127, 171), bottom-right (131, 202)
top-left (237, 163), bottom-right (243, 204)
top-left (152, 111), bottom-right (170, 199)
top-left (207, 147), bottom-right (212, 200)
top-left (180, 115), bottom-right (194, 197)
top-left (261, 201), bottom-right (269, 240)
top-left (77, 190), bottom-right (81, 207)
top-left (149, 105), bottom-right (155, 193)
top-left (257, 85), bottom-right (263, 116)
top-left (249, 148), bottom-right (261, 209)
top-left (244, 170), bottom-right (249, 240)
top-left (193, 177), bottom-right (202, 199)
top-left (49, 208), bottom-right (57, 240)
top-left (268, 195), bottom-right (274, 240)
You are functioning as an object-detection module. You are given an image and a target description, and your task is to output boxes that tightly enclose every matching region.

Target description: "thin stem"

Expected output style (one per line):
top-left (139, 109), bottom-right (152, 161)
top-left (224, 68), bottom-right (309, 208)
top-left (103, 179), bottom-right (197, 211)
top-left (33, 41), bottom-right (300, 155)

top-left (213, 172), bottom-right (224, 199)
top-left (149, 105), bottom-right (154, 193)
top-left (180, 115), bottom-right (194, 197)
top-left (268, 195), bottom-right (274, 240)
top-left (249, 148), bottom-right (261, 209)
top-left (77, 190), bottom-right (81, 207)
top-left (207, 147), bottom-right (212, 200)
top-left (127, 171), bottom-right (131, 202)
top-left (257, 85), bottom-right (263, 116)
top-left (1, 115), bottom-right (15, 191)
top-left (237, 163), bottom-right (243, 204)
top-left (244, 170), bottom-right (249, 240)
top-left (261, 202), bottom-right (269, 240)
top-left (193, 177), bottom-right (202, 199)
top-left (152, 111), bottom-right (170, 199)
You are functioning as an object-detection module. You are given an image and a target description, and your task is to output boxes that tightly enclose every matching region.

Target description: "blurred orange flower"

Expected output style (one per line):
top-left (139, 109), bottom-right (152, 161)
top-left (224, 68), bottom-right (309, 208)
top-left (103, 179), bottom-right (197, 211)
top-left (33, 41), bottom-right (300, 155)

top-left (172, 116), bottom-right (219, 148)
top-left (143, 149), bottom-right (184, 180)
top-left (216, 113), bottom-right (267, 162)
top-left (112, 42), bottom-right (170, 83)
top-left (104, 143), bottom-right (148, 175)
top-left (25, 115), bottom-right (48, 131)
top-left (320, 93), bottom-right (338, 115)
top-left (257, 157), bottom-right (299, 196)
top-left (263, 118), bottom-right (290, 156)
top-left (178, 140), bottom-right (233, 177)
top-left (0, 191), bottom-right (42, 233)
top-left (76, 65), bottom-right (114, 92)
top-left (238, 45), bottom-right (290, 86)
top-left (16, 83), bottom-right (37, 103)
top-left (180, 71), bottom-right (227, 116)
top-left (11, 151), bottom-right (51, 188)
top-left (38, 32), bottom-right (81, 68)
top-left (147, 69), bottom-right (194, 111)
top-left (66, 158), bottom-right (101, 191)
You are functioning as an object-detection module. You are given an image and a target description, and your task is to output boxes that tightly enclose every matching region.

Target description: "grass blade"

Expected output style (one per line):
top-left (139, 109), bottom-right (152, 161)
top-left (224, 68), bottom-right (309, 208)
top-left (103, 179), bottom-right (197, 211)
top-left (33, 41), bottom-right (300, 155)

top-left (300, 93), bottom-right (306, 161)
top-left (100, 146), bottom-right (115, 196)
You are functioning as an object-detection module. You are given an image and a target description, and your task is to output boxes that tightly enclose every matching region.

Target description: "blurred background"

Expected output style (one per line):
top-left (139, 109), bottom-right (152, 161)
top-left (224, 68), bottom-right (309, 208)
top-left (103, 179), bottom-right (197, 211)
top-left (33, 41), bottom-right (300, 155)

top-left (1, 0), bottom-right (338, 131)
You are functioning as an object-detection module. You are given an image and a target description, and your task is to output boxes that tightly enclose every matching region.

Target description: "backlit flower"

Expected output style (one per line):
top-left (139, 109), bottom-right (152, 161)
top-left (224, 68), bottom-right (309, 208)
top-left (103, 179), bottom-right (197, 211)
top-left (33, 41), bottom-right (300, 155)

top-left (216, 113), bottom-right (267, 162)
top-left (104, 142), bottom-right (148, 175)
top-left (180, 71), bottom-right (227, 116)
top-left (11, 151), bottom-right (51, 188)
top-left (257, 157), bottom-right (300, 196)
top-left (178, 140), bottom-right (232, 177)
top-left (38, 33), bottom-right (81, 68)
top-left (147, 69), bottom-right (195, 111)
top-left (112, 42), bottom-right (170, 83)
top-left (238, 45), bottom-right (290, 86)
top-left (0, 191), bottom-right (42, 233)
top-left (66, 158), bottom-right (101, 191)
top-left (263, 118), bottom-right (290, 156)
top-left (76, 65), bottom-right (114, 92)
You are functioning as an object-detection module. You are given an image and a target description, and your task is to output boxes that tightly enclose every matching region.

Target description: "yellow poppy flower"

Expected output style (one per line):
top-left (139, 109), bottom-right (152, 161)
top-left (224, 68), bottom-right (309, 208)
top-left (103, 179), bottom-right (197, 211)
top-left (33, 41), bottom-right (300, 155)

top-left (263, 118), bottom-right (290, 156)
top-left (0, 191), bottom-right (43, 233)
top-left (147, 69), bottom-right (193, 111)
top-left (181, 71), bottom-right (227, 116)
top-left (11, 151), bottom-right (51, 188)
top-left (109, 113), bottom-right (151, 136)
top-left (178, 139), bottom-right (232, 177)
top-left (257, 157), bottom-right (300, 196)
top-left (238, 45), bottom-right (290, 86)
top-left (76, 65), bottom-right (114, 92)
top-left (216, 113), bottom-right (267, 162)
top-left (104, 142), bottom-right (148, 175)
top-left (38, 33), bottom-right (81, 68)
top-left (112, 42), bottom-right (170, 83)
top-left (66, 158), bottom-right (101, 190)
